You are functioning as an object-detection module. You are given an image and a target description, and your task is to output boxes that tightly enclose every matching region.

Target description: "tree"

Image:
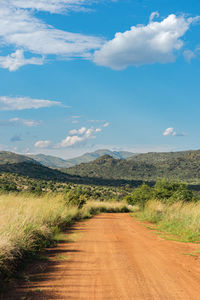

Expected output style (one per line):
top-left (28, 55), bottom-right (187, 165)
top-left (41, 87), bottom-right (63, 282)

top-left (125, 184), bottom-right (152, 207)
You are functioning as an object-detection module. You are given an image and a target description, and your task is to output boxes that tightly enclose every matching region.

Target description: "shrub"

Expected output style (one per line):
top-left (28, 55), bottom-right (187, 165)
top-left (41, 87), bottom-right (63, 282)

top-left (153, 180), bottom-right (193, 203)
top-left (125, 184), bottom-right (153, 207)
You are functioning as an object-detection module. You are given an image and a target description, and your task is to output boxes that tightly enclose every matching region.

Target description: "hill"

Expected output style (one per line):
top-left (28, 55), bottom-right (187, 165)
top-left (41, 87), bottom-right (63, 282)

top-left (66, 149), bottom-right (134, 166)
top-left (0, 151), bottom-right (37, 165)
top-left (3, 149), bottom-right (200, 187)
top-left (27, 149), bottom-right (134, 169)
top-left (63, 150), bottom-right (200, 184)
top-left (27, 154), bottom-right (74, 168)
top-left (0, 151), bottom-right (73, 181)
top-left (0, 151), bottom-right (142, 187)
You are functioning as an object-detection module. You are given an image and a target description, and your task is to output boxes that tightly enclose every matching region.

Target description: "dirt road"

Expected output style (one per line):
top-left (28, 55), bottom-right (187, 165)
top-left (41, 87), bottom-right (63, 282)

top-left (4, 213), bottom-right (200, 299)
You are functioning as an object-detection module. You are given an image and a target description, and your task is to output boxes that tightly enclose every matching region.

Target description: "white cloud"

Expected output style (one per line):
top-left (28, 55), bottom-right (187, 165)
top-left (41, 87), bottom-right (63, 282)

top-left (95, 128), bottom-right (102, 132)
top-left (0, 2), bottom-right (103, 70)
top-left (0, 5), bottom-right (198, 71)
top-left (35, 125), bottom-right (105, 150)
top-left (69, 127), bottom-right (87, 135)
top-left (163, 127), bottom-right (176, 136)
top-left (9, 117), bottom-right (40, 127)
top-left (0, 50), bottom-right (44, 71)
top-left (149, 11), bottom-right (159, 23)
top-left (93, 13), bottom-right (198, 70)
top-left (183, 50), bottom-right (196, 62)
top-left (58, 126), bottom-right (102, 148)
top-left (35, 140), bottom-right (51, 148)
top-left (103, 122), bottom-right (110, 127)
top-left (163, 127), bottom-right (186, 137)
top-left (71, 115), bottom-right (81, 124)
top-left (0, 96), bottom-right (62, 110)
top-left (9, 0), bottom-right (93, 14)
top-left (22, 120), bottom-right (40, 127)
top-left (183, 46), bottom-right (200, 62)
top-left (59, 135), bottom-right (87, 147)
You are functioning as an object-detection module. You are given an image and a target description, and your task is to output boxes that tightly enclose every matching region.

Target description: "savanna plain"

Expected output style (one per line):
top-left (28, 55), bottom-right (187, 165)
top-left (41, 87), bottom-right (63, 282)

top-left (1, 172), bottom-right (200, 299)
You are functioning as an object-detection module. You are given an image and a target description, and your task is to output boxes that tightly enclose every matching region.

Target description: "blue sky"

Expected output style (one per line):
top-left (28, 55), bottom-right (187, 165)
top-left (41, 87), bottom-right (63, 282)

top-left (0, 0), bottom-right (200, 158)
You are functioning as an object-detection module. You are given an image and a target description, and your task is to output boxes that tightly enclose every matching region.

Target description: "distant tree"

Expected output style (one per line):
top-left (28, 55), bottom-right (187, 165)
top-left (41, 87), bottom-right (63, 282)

top-left (0, 181), bottom-right (18, 192)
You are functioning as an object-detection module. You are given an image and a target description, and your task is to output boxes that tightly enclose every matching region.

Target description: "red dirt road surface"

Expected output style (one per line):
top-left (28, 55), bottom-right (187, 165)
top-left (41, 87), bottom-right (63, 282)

top-left (4, 213), bottom-right (200, 299)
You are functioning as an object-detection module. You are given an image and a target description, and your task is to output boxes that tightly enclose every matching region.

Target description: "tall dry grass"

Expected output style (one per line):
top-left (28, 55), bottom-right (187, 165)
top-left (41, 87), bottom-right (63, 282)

top-left (0, 193), bottom-right (132, 278)
top-left (137, 200), bottom-right (200, 242)
top-left (85, 200), bottom-right (132, 214)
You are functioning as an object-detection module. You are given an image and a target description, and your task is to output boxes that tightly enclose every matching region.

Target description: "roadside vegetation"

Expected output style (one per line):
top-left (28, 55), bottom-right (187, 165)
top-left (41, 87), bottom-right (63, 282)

top-left (2, 171), bottom-right (200, 282)
top-left (0, 172), bottom-right (132, 199)
top-left (0, 187), bottom-right (131, 280)
top-left (128, 180), bottom-right (200, 242)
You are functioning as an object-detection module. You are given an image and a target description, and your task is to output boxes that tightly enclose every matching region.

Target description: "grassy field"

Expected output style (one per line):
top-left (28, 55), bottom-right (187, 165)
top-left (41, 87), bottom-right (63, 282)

top-left (135, 200), bottom-right (200, 242)
top-left (0, 192), bottom-right (131, 279)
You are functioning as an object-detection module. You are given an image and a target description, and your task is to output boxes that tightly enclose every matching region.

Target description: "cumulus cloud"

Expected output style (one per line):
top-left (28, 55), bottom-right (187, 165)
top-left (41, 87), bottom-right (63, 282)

top-left (163, 127), bottom-right (186, 137)
top-left (93, 13), bottom-right (198, 70)
top-left (69, 127), bottom-right (87, 135)
top-left (0, 1), bottom-right (103, 70)
top-left (58, 125), bottom-right (106, 148)
top-left (58, 126), bottom-right (101, 147)
top-left (34, 124), bottom-right (106, 150)
top-left (0, 96), bottom-right (62, 111)
top-left (34, 121), bottom-right (109, 150)
top-left (0, 50), bottom-right (44, 71)
top-left (0, 4), bottom-right (198, 71)
top-left (35, 140), bottom-right (51, 148)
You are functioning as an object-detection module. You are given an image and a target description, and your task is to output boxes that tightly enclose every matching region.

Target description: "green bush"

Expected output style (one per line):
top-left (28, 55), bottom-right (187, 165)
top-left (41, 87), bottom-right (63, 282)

top-left (125, 180), bottom-right (194, 207)
top-left (169, 186), bottom-right (194, 203)
top-left (153, 180), bottom-right (193, 203)
top-left (125, 184), bottom-right (152, 207)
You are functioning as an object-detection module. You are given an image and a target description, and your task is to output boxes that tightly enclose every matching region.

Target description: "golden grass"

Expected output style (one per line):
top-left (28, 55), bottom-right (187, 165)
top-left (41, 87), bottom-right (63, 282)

top-left (85, 200), bottom-right (133, 214)
top-left (0, 193), bottom-right (132, 278)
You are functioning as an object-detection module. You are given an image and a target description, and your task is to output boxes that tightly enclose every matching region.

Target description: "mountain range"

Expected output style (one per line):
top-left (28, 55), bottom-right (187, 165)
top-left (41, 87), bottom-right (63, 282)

top-left (1, 149), bottom-right (200, 186)
top-left (62, 150), bottom-right (200, 184)
top-left (27, 149), bottom-right (134, 169)
top-left (0, 151), bottom-right (137, 186)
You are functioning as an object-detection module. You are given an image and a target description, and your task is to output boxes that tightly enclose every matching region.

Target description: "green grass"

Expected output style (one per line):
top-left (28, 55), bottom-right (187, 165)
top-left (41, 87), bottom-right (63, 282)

top-left (134, 200), bottom-right (200, 243)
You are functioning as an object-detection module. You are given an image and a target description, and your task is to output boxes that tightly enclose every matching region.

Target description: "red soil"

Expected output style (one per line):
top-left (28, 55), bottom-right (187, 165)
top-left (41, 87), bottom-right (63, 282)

top-left (3, 213), bottom-right (200, 299)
